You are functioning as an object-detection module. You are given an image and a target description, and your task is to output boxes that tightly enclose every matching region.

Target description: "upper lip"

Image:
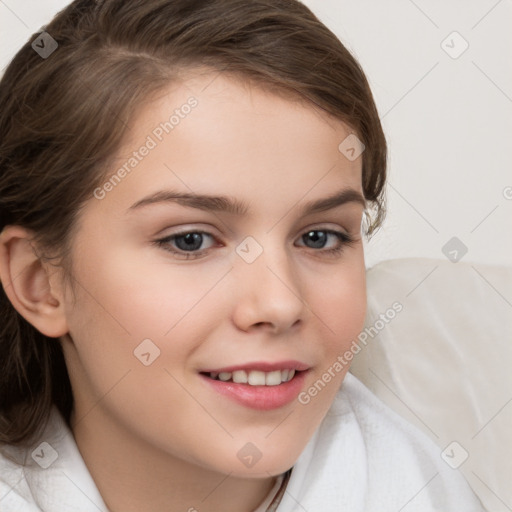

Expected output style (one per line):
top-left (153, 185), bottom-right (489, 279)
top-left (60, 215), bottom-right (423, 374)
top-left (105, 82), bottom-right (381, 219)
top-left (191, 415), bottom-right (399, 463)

top-left (199, 360), bottom-right (310, 373)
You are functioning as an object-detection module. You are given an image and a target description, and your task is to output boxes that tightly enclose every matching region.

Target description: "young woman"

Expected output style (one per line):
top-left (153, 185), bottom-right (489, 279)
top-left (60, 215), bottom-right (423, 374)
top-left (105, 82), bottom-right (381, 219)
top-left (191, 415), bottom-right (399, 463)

top-left (0, 1), bottom-right (483, 510)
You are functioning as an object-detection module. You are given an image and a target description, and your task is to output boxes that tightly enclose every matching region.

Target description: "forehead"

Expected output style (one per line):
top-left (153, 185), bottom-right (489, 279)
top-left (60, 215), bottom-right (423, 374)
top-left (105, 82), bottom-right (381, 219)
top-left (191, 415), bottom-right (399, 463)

top-left (89, 71), bottom-right (363, 218)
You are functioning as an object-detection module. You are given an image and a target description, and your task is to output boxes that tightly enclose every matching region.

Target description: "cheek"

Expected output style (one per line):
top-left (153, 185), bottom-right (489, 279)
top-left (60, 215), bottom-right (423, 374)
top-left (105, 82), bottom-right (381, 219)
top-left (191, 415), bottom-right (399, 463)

top-left (69, 244), bottom-right (229, 339)
top-left (307, 254), bottom-right (367, 347)
top-left (294, 254), bottom-right (366, 424)
top-left (62, 247), bottom-right (233, 406)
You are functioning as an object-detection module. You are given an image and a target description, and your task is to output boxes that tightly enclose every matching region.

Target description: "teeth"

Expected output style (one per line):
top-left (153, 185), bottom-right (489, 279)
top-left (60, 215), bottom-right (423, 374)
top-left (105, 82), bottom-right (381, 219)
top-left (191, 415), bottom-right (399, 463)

top-left (248, 370), bottom-right (266, 385)
top-left (232, 370), bottom-right (248, 384)
top-left (265, 370), bottom-right (282, 386)
top-left (208, 369), bottom-right (297, 385)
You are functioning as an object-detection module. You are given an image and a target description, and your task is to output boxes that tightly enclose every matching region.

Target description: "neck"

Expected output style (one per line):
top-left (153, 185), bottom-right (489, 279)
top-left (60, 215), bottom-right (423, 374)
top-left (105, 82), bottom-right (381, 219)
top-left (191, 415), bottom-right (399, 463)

top-left (70, 407), bottom-right (279, 512)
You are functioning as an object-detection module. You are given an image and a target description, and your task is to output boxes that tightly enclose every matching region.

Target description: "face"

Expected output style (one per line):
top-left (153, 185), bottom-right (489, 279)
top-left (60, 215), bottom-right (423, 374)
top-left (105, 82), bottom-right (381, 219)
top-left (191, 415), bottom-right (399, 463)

top-left (59, 70), bottom-right (367, 478)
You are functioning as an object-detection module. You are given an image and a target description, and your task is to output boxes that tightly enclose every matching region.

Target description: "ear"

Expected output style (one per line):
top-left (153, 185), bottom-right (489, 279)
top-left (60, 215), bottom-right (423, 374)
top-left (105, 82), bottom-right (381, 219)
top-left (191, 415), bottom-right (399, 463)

top-left (0, 225), bottom-right (68, 338)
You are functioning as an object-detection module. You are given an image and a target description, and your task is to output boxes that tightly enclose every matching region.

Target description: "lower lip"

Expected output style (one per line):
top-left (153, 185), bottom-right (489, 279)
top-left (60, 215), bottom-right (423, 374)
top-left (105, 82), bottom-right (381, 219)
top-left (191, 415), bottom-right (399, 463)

top-left (199, 371), bottom-right (308, 411)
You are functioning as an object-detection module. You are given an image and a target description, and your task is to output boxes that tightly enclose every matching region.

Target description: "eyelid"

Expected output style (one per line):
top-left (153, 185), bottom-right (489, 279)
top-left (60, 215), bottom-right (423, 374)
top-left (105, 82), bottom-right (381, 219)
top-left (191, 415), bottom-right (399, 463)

top-left (294, 222), bottom-right (355, 240)
top-left (153, 230), bottom-right (219, 260)
top-left (160, 229), bottom-right (219, 244)
top-left (153, 223), bottom-right (358, 260)
top-left (154, 221), bottom-right (222, 237)
top-left (295, 228), bottom-right (354, 247)
top-left (293, 225), bottom-right (358, 259)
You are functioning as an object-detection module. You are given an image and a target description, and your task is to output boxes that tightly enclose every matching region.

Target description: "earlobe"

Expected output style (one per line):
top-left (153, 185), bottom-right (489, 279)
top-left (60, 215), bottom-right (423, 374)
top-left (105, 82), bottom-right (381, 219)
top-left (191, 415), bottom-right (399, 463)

top-left (0, 225), bottom-right (69, 338)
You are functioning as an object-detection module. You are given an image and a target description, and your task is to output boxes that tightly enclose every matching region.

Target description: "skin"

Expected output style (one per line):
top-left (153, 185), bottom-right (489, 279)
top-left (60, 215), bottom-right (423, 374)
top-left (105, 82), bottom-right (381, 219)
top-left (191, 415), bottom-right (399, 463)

top-left (0, 70), bottom-right (367, 512)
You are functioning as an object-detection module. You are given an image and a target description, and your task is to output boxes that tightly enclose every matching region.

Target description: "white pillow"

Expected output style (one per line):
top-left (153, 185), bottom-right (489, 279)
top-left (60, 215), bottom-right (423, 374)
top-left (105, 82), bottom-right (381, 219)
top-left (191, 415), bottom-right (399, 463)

top-left (350, 258), bottom-right (512, 512)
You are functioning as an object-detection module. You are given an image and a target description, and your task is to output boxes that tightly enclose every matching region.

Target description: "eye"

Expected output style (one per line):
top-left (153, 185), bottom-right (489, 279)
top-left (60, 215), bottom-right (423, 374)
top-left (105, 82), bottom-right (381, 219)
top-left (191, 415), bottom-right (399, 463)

top-left (173, 232), bottom-right (211, 251)
top-left (296, 229), bottom-right (354, 255)
top-left (153, 230), bottom-right (217, 259)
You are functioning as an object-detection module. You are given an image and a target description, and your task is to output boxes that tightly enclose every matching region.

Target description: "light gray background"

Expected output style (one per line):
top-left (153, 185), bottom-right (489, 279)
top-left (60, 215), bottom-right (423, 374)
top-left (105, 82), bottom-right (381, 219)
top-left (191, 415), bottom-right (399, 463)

top-left (1, 0), bottom-right (511, 268)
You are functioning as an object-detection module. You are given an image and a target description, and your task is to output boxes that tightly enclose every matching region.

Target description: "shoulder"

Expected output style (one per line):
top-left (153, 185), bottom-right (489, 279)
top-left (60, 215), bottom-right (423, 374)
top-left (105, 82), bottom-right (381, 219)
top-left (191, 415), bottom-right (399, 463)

top-left (0, 408), bottom-right (108, 512)
top-left (0, 442), bottom-right (41, 511)
top-left (341, 374), bottom-right (484, 509)
top-left (280, 373), bottom-right (485, 511)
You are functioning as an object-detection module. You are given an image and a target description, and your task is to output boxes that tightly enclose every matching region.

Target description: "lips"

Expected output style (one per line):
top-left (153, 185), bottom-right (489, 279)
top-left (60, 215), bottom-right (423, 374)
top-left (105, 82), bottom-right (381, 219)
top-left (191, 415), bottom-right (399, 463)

top-left (199, 368), bottom-right (309, 410)
top-left (197, 360), bottom-right (311, 410)
top-left (199, 360), bottom-right (310, 373)
top-left (199, 360), bottom-right (310, 387)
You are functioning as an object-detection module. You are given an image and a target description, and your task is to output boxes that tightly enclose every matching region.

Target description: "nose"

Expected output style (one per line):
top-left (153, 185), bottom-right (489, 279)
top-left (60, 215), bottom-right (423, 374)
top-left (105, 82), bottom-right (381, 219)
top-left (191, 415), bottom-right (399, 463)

top-left (231, 244), bottom-right (305, 334)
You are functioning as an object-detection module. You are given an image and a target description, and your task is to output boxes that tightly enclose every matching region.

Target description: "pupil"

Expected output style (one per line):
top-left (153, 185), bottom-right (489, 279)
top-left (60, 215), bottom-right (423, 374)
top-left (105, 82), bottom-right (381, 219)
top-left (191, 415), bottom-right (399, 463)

top-left (176, 233), bottom-right (203, 251)
top-left (305, 230), bottom-right (327, 248)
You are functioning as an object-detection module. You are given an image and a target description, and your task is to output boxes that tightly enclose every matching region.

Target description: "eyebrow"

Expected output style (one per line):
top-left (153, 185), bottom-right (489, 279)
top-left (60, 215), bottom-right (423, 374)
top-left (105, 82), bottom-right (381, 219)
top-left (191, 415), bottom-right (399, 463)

top-left (127, 190), bottom-right (248, 215)
top-left (127, 188), bottom-right (366, 215)
top-left (300, 188), bottom-right (366, 214)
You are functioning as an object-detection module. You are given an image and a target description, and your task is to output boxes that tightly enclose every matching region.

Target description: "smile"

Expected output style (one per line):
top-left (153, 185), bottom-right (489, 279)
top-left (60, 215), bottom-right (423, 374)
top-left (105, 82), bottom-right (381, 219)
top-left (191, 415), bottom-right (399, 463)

top-left (199, 368), bottom-right (309, 410)
top-left (206, 369), bottom-right (296, 386)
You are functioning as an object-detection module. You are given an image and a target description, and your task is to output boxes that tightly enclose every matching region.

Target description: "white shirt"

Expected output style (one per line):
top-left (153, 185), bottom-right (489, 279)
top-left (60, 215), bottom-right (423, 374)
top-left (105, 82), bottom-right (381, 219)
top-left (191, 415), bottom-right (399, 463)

top-left (0, 373), bottom-right (484, 511)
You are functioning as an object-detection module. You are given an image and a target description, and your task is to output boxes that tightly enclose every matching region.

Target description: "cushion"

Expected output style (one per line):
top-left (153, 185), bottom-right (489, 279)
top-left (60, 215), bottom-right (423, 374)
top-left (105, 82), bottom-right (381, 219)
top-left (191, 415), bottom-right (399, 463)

top-left (351, 258), bottom-right (512, 512)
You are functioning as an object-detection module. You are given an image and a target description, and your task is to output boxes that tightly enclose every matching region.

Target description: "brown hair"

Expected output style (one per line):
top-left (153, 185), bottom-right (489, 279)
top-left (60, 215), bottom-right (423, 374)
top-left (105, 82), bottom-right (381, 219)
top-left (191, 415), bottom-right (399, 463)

top-left (0, 0), bottom-right (387, 445)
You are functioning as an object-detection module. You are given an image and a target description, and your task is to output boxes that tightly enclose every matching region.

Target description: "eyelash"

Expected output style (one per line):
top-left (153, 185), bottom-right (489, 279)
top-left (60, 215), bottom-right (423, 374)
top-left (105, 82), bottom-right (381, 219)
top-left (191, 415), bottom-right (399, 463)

top-left (153, 228), bottom-right (355, 260)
